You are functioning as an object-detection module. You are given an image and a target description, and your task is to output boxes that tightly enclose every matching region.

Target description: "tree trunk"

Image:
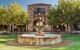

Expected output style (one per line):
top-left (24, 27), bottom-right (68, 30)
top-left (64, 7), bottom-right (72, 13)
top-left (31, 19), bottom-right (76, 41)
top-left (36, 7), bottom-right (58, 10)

top-left (9, 24), bottom-right (12, 32)
top-left (26, 24), bottom-right (28, 32)
top-left (51, 25), bottom-right (53, 32)
top-left (51, 25), bottom-right (52, 32)
top-left (65, 24), bottom-right (68, 32)
top-left (12, 24), bottom-right (14, 32)
top-left (67, 24), bottom-right (71, 32)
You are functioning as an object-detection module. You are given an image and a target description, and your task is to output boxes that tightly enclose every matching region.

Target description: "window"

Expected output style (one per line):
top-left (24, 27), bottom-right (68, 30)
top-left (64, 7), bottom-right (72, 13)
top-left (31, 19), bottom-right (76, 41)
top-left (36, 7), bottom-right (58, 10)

top-left (34, 8), bottom-right (45, 14)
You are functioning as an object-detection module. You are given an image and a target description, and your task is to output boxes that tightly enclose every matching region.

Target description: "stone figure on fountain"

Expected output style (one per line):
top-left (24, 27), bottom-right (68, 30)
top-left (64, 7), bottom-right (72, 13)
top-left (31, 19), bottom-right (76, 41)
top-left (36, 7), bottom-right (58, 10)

top-left (34, 17), bottom-right (45, 36)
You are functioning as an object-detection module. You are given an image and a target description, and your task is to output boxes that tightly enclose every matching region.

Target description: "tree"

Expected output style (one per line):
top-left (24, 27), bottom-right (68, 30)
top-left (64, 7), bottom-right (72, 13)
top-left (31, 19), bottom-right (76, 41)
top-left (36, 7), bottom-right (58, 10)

top-left (7, 2), bottom-right (23, 25)
top-left (59, 0), bottom-right (80, 31)
top-left (47, 7), bottom-right (62, 31)
top-left (47, 0), bottom-right (80, 32)
top-left (0, 2), bottom-right (29, 31)
top-left (7, 2), bottom-right (28, 31)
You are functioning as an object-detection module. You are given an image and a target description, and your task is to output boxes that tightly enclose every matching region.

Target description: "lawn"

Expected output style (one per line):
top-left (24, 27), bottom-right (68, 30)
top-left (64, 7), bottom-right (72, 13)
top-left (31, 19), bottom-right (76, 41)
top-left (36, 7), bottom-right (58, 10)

top-left (0, 33), bottom-right (80, 50)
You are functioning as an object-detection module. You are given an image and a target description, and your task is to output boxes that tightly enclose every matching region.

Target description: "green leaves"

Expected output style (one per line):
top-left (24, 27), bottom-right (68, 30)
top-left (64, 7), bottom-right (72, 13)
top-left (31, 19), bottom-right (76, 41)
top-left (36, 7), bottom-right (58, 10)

top-left (47, 7), bottom-right (63, 26)
top-left (0, 2), bottom-right (28, 25)
top-left (47, 0), bottom-right (80, 26)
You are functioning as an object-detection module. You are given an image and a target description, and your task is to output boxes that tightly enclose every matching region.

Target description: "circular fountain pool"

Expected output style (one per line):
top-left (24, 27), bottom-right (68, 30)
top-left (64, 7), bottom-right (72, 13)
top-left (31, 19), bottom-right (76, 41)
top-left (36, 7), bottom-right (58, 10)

top-left (18, 32), bottom-right (62, 46)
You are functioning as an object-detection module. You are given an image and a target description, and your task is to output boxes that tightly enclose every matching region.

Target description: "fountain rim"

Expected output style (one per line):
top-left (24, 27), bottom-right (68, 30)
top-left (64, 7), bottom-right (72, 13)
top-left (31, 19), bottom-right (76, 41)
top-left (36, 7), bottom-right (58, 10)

top-left (18, 32), bottom-right (61, 38)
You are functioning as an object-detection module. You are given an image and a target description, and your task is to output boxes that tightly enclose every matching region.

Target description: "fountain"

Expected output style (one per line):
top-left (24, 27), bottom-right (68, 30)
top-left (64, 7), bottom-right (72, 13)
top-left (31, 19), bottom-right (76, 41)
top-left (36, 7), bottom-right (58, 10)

top-left (18, 17), bottom-right (62, 46)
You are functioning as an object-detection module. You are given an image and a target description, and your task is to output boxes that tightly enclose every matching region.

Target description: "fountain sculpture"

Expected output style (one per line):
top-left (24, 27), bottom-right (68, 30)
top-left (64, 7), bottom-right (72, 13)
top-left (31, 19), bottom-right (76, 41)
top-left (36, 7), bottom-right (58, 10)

top-left (18, 17), bottom-right (62, 46)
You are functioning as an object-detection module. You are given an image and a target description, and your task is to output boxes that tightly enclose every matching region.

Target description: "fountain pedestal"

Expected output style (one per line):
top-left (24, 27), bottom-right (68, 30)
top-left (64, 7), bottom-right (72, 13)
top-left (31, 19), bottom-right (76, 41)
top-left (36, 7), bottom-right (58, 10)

top-left (36, 31), bottom-right (44, 36)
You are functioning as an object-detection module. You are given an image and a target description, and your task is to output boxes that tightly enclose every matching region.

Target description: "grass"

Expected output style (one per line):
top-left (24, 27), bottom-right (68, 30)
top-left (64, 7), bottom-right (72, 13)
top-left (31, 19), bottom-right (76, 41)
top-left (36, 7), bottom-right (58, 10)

top-left (0, 33), bottom-right (80, 50)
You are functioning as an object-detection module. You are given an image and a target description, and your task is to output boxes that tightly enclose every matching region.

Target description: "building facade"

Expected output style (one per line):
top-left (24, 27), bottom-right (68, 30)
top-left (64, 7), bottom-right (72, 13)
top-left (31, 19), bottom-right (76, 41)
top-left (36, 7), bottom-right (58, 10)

top-left (28, 3), bottom-right (51, 32)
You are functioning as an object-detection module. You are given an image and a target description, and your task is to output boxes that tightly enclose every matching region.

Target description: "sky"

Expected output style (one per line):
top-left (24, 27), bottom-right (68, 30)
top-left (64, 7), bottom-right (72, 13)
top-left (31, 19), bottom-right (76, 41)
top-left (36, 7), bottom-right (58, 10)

top-left (0, 0), bottom-right (59, 10)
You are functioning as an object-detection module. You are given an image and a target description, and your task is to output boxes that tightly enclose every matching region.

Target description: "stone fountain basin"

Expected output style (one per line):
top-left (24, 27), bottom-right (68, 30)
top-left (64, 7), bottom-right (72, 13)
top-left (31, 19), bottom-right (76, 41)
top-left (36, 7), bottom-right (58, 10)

top-left (18, 32), bottom-right (62, 46)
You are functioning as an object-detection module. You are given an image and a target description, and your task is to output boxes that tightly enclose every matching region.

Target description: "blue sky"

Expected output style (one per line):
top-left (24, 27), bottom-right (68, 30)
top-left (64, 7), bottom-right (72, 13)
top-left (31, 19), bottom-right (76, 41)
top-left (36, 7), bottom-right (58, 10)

top-left (0, 0), bottom-right (58, 10)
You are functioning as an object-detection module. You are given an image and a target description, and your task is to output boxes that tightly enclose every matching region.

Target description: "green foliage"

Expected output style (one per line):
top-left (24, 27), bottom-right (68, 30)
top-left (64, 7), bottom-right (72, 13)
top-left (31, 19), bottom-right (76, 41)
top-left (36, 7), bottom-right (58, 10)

top-left (0, 2), bottom-right (28, 25)
top-left (7, 2), bottom-right (28, 25)
top-left (47, 7), bottom-right (62, 26)
top-left (0, 6), bottom-right (7, 24)
top-left (47, 0), bottom-right (80, 26)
